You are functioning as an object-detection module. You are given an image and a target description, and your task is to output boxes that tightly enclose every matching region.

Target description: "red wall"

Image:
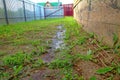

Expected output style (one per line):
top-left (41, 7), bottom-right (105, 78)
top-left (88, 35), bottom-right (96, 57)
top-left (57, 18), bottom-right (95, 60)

top-left (63, 4), bottom-right (73, 16)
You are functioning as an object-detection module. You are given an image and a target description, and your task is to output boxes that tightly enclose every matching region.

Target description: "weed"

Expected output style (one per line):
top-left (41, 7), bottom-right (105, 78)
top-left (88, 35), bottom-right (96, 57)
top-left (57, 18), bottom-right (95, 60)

top-left (3, 52), bottom-right (31, 66)
top-left (116, 66), bottom-right (120, 74)
top-left (113, 33), bottom-right (118, 46)
top-left (62, 69), bottom-right (79, 80)
top-left (113, 43), bottom-right (120, 54)
top-left (90, 76), bottom-right (97, 80)
top-left (95, 45), bottom-right (111, 52)
top-left (89, 33), bottom-right (95, 38)
top-left (75, 53), bottom-right (93, 61)
top-left (96, 67), bottom-right (114, 74)
top-left (65, 30), bottom-right (70, 40)
top-left (13, 65), bottom-right (23, 77)
top-left (32, 40), bottom-right (40, 47)
top-left (0, 52), bottom-right (6, 56)
top-left (13, 38), bottom-right (29, 46)
top-left (78, 76), bottom-right (85, 80)
top-left (74, 50), bottom-right (93, 61)
top-left (91, 39), bottom-right (97, 44)
top-left (38, 46), bottom-right (46, 54)
top-left (49, 59), bottom-right (72, 69)
top-left (77, 36), bottom-right (87, 45)
top-left (111, 62), bottom-right (120, 74)
top-left (100, 45), bottom-right (110, 50)
top-left (0, 17), bottom-right (82, 79)
top-left (32, 46), bottom-right (46, 56)
top-left (0, 72), bottom-right (10, 80)
top-left (106, 74), bottom-right (113, 80)
top-left (32, 59), bottom-right (44, 68)
top-left (87, 49), bottom-right (93, 55)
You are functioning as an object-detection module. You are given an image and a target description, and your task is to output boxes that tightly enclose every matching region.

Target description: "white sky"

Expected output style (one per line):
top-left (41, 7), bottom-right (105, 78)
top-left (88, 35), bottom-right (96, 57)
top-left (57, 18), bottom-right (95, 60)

top-left (30, 0), bottom-right (73, 4)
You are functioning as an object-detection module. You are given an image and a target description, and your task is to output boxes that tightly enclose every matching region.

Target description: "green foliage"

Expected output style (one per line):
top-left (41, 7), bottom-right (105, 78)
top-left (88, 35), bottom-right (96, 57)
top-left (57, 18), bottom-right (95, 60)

top-left (49, 59), bottom-right (72, 69)
top-left (116, 66), bottom-right (120, 74)
top-left (3, 52), bottom-right (31, 66)
top-left (38, 46), bottom-right (46, 54)
top-left (87, 49), bottom-right (93, 55)
top-left (113, 33), bottom-right (118, 45)
top-left (75, 50), bottom-right (93, 61)
top-left (77, 36), bottom-right (87, 45)
top-left (62, 69), bottom-right (79, 80)
top-left (90, 76), bottom-right (97, 80)
top-left (32, 59), bottom-right (44, 68)
top-left (100, 45), bottom-right (110, 50)
top-left (96, 67), bottom-right (114, 74)
top-left (0, 52), bottom-right (6, 56)
top-left (75, 54), bottom-right (93, 61)
top-left (91, 39), bottom-right (97, 44)
top-left (89, 33), bottom-right (94, 38)
top-left (111, 62), bottom-right (120, 74)
top-left (32, 40), bottom-right (40, 46)
top-left (113, 43), bottom-right (120, 53)
top-left (0, 17), bottom-right (80, 79)
top-left (0, 72), bottom-right (10, 80)
top-left (65, 31), bottom-right (70, 40)
top-left (13, 65), bottom-right (23, 76)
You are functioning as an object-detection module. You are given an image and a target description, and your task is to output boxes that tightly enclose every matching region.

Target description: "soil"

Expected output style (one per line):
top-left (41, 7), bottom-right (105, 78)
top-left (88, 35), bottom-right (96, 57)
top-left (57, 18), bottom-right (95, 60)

top-left (1, 24), bottom-right (120, 80)
top-left (22, 68), bottom-right (61, 80)
top-left (22, 25), bottom-right (65, 80)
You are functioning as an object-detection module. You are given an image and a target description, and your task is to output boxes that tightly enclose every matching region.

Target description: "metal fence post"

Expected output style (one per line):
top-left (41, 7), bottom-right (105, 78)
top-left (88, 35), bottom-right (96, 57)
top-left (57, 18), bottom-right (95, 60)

top-left (39, 6), bottom-right (41, 19)
top-left (23, 0), bottom-right (27, 21)
top-left (44, 7), bottom-right (46, 19)
top-left (33, 4), bottom-right (36, 20)
top-left (3, 0), bottom-right (9, 24)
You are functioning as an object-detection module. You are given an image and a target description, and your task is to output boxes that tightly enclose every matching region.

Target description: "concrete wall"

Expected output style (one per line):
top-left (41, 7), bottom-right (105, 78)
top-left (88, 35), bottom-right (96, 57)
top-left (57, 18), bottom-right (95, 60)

top-left (74, 0), bottom-right (120, 46)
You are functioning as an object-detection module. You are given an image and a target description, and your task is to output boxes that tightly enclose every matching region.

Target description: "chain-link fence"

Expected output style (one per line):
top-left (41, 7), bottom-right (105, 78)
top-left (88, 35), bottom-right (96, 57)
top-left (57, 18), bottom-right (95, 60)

top-left (0, 0), bottom-right (64, 25)
top-left (44, 7), bottom-right (64, 19)
top-left (0, 0), bottom-right (44, 25)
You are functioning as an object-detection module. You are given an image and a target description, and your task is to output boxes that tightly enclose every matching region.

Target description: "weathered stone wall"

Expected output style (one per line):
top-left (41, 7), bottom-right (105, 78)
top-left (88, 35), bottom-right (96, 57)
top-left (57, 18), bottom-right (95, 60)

top-left (74, 0), bottom-right (120, 46)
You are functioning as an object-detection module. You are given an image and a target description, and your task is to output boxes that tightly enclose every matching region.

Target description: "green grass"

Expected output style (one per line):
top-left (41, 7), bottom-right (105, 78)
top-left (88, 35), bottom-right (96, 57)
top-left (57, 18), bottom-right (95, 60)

top-left (96, 67), bottom-right (114, 74)
top-left (32, 59), bottom-right (45, 68)
top-left (0, 18), bottom-right (64, 57)
top-left (47, 18), bottom-right (85, 80)
top-left (2, 52), bottom-right (31, 67)
top-left (90, 76), bottom-right (97, 80)
top-left (0, 17), bottom-right (119, 79)
top-left (0, 17), bottom-right (80, 80)
top-left (60, 17), bottom-right (120, 79)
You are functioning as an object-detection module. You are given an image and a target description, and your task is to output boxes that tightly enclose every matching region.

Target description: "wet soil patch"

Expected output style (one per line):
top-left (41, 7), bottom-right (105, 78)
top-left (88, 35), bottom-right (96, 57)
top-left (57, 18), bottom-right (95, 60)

top-left (23, 25), bottom-right (65, 80)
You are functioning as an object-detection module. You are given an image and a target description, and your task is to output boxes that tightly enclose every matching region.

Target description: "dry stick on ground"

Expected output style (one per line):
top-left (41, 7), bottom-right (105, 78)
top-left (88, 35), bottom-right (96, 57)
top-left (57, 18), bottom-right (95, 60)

top-left (89, 39), bottom-right (112, 66)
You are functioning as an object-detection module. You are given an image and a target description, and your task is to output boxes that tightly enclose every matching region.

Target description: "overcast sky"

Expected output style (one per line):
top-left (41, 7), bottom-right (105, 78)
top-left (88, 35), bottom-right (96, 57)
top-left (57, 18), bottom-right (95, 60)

top-left (30, 0), bottom-right (73, 4)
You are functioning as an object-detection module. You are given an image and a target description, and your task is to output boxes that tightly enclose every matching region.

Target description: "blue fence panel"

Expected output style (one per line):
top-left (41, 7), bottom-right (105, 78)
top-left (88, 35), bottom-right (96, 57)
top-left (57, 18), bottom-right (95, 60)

top-left (25, 2), bottom-right (34, 21)
top-left (35, 5), bottom-right (41, 20)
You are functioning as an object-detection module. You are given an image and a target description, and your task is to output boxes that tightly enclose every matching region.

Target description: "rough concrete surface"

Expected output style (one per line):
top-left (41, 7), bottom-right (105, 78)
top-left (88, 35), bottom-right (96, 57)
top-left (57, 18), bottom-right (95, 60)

top-left (74, 0), bottom-right (120, 46)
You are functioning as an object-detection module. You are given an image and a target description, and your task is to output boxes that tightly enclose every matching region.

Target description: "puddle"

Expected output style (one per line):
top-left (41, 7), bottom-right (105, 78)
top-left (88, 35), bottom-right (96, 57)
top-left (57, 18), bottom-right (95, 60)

top-left (41, 25), bottom-right (65, 63)
top-left (22, 25), bottom-right (66, 80)
top-left (52, 25), bottom-right (65, 50)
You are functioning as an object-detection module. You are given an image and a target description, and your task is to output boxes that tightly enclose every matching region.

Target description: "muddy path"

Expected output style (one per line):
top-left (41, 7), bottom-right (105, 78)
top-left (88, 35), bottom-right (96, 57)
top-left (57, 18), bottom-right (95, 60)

top-left (41, 25), bottom-right (65, 63)
top-left (22, 25), bottom-right (65, 80)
